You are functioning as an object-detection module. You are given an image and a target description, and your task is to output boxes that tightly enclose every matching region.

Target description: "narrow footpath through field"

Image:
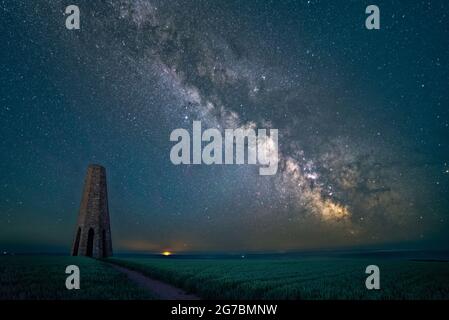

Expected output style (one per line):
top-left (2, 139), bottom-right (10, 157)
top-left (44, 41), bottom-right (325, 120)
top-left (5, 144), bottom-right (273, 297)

top-left (109, 264), bottom-right (201, 300)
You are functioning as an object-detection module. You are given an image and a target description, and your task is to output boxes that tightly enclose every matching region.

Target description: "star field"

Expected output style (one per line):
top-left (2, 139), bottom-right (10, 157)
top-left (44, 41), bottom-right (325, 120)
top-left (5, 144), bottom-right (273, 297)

top-left (0, 0), bottom-right (448, 253)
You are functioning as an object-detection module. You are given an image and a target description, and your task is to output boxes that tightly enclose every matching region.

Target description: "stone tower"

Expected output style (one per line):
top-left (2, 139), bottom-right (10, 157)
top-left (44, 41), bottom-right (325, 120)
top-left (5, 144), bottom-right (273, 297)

top-left (71, 164), bottom-right (113, 258)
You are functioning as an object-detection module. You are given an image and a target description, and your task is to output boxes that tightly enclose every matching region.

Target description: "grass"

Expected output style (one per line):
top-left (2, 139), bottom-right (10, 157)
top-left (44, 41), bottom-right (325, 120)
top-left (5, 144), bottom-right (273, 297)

top-left (108, 257), bottom-right (449, 300)
top-left (0, 256), bottom-right (154, 300)
top-left (1, 255), bottom-right (448, 300)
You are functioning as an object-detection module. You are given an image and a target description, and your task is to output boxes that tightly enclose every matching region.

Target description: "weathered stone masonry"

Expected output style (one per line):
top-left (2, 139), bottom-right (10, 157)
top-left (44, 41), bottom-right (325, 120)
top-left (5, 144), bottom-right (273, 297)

top-left (71, 164), bottom-right (113, 258)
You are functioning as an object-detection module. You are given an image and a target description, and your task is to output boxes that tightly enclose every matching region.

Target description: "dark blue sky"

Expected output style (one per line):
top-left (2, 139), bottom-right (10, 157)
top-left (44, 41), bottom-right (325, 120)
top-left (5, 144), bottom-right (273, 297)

top-left (1, 0), bottom-right (448, 253)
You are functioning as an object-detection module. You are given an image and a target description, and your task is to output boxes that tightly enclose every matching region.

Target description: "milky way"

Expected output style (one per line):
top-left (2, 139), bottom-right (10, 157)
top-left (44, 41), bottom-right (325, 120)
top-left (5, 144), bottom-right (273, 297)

top-left (1, 0), bottom-right (448, 253)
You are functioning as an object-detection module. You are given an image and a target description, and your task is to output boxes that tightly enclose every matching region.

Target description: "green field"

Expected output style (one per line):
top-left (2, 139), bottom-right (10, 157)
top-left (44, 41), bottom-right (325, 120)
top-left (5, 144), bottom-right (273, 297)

top-left (0, 256), bottom-right (154, 300)
top-left (1, 255), bottom-right (449, 300)
top-left (109, 257), bottom-right (449, 300)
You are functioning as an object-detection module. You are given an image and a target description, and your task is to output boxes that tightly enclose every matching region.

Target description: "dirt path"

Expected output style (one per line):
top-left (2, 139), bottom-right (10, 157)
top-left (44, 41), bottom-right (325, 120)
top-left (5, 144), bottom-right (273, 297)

top-left (110, 264), bottom-right (201, 300)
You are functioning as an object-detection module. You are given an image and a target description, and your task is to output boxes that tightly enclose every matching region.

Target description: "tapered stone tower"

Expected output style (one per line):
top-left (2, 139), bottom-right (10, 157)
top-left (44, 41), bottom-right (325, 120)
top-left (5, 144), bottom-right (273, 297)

top-left (71, 164), bottom-right (113, 258)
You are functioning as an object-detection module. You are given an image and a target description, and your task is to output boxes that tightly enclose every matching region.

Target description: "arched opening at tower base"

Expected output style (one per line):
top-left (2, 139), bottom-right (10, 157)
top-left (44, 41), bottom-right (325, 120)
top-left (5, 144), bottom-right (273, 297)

top-left (86, 228), bottom-right (94, 257)
top-left (72, 227), bottom-right (81, 256)
top-left (102, 229), bottom-right (107, 258)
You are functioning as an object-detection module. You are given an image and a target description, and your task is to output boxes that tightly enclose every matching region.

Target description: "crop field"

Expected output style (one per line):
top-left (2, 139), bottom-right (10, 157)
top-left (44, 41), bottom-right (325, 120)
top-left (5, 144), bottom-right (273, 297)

top-left (108, 257), bottom-right (449, 300)
top-left (0, 256), bottom-right (154, 300)
top-left (1, 255), bottom-right (448, 300)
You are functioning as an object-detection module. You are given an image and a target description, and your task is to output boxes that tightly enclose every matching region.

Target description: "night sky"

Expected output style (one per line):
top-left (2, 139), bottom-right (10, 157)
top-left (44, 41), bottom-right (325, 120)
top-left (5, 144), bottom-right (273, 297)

top-left (1, 0), bottom-right (448, 254)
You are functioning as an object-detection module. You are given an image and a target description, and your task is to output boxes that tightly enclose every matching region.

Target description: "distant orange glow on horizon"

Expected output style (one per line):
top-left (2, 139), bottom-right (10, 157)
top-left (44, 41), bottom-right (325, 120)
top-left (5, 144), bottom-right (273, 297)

top-left (161, 251), bottom-right (172, 256)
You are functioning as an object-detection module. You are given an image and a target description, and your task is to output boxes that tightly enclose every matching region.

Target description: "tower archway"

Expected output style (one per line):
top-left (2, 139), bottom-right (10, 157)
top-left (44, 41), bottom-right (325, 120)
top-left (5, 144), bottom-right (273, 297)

top-left (86, 228), bottom-right (94, 257)
top-left (72, 227), bottom-right (81, 256)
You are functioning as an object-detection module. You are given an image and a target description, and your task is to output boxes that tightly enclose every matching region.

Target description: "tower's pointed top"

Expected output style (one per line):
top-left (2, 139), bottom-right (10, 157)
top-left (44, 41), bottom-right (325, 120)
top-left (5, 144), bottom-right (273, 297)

top-left (88, 164), bottom-right (106, 170)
